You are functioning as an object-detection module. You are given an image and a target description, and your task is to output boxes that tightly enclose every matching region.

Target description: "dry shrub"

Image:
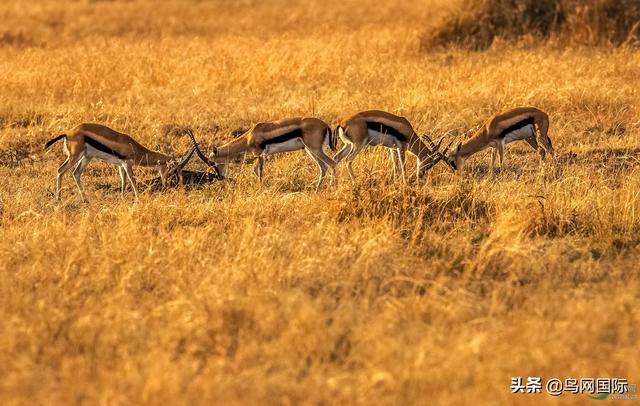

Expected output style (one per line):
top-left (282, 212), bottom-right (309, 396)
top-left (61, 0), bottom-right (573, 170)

top-left (0, 31), bottom-right (33, 47)
top-left (565, 0), bottom-right (640, 45)
top-left (422, 0), bottom-right (640, 50)
top-left (422, 0), bottom-right (565, 50)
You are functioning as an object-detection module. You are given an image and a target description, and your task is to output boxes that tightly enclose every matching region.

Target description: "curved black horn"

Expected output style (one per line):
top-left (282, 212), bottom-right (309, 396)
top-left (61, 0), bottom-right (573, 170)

top-left (433, 140), bottom-right (453, 161)
top-left (441, 140), bottom-right (453, 156)
top-left (166, 146), bottom-right (195, 178)
top-left (421, 134), bottom-right (456, 172)
top-left (423, 143), bottom-right (452, 171)
top-left (423, 134), bottom-right (448, 159)
top-left (186, 128), bottom-right (223, 179)
top-left (439, 140), bottom-right (456, 170)
top-left (422, 133), bottom-right (435, 148)
top-left (177, 146), bottom-right (195, 171)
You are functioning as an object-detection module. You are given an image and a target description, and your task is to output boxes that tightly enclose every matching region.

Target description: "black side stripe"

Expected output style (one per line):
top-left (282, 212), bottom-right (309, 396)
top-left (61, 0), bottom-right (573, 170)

top-left (259, 128), bottom-right (304, 149)
top-left (366, 121), bottom-right (407, 141)
top-left (498, 117), bottom-right (535, 138)
top-left (85, 137), bottom-right (127, 159)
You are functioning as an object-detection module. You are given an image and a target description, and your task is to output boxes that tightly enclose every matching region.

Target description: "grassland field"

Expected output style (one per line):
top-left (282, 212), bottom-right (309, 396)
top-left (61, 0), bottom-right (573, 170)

top-left (0, 0), bottom-right (639, 404)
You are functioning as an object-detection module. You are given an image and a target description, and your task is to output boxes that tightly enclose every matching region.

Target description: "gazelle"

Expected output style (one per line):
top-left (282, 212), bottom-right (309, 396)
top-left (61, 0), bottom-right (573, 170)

top-left (333, 110), bottom-right (450, 181)
top-left (446, 107), bottom-right (555, 172)
top-left (44, 123), bottom-right (203, 201)
top-left (189, 117), bottom-right (337, 191)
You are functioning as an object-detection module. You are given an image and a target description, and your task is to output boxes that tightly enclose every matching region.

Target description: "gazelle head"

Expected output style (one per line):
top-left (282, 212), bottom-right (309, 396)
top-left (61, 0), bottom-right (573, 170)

top-left (185, 128), bottom-right (224, 179)
top-left (445, 143), bottom-right (464, 171)
top-left (204, 127), bottom-right (251, 177)
top-left (419, 134), bottom-right (453, 177)
top-left (153, 147), bottom-right (197, 187)
top-left (205, 143), bottom-right (246, 178)
top-left (166, 147), bottom-right (196, 176)
top-left (206, 145), bottom-right (231, 178)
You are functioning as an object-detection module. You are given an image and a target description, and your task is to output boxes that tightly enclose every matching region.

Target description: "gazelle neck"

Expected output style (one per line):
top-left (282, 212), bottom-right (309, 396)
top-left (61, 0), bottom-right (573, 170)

top-left (459, 130), bottom-right (491, 158)
top-left (407, 134), bottom-right (434, 161)
top-left (408, 134), bottom-right (441, 176)
top-left (136, 148), bottom-right (172, 167)
top-left (215, 137), bottom-right (249, 162)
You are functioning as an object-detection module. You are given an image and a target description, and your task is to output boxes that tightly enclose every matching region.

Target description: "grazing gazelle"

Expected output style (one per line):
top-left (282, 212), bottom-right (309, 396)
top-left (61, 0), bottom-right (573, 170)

top-left (333, 110), bottom-right (450, 181)
top-left (446, 107), bottom-right (555, 172)
top-left (44, 123), bottom-right (201, 201)
top-left (189, 117), bottom-right (337, 191)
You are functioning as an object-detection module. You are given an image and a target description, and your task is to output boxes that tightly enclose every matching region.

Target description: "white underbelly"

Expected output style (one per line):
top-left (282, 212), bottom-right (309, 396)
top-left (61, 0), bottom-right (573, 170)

top-left (368, 130), bottom-right (400, 148)
top-left (503, 124), bottom-right (535, 144)
top-left (263, 138), bottom-right (305, 155)
top-left (84, 144), bottom-right (125, 164)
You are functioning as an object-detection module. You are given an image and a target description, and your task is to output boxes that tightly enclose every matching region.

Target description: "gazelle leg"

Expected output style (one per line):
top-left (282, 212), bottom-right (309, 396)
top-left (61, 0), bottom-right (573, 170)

top-left (395, 142), bottom-right (407, 183)
top-left (158, 166), bottom-right (167, 188)
top-left (72, 157), bottom-right (91, 202)
top-left (490, 148), bottom-right (497, 172)
top-left (389, 148), bottom-right (398, 181)
top-left (345, 142), bottom-right (367, 183)
top-left (524, 136), bottom-right (539, 152)
top-left (55, 157), bottom-right (70, 201)
top-left (122, 162), bottom-right (139, 199)
top-left (333, 143), bottom-right (352, 185)
top-left (318, 149), bottom-right (337, 187)
top-left (524, 136), bottom-right (546, 164)
top-left (538, 147), bottom-right (547, 161)
top-left (333, 144), bottom-right (352, 164)
top-left (56, 154), bottom-right (83, 201)
top-left (535, 121), bottom-right (555, 160)
top-left (305, 147), bottom-right (336, 191)
top-left (118, 166), bottom-right (127, 195)
top-left (497, 141), bottom-right (505, 172)
top-left (253, 156), bottom-right (265, 187)
top-left (315, 158), bottom-right (328, 192)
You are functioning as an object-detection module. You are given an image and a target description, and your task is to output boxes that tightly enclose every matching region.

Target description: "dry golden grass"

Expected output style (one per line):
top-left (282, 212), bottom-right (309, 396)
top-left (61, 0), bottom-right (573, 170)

top-left (1, 0), bottom-right (639, 404)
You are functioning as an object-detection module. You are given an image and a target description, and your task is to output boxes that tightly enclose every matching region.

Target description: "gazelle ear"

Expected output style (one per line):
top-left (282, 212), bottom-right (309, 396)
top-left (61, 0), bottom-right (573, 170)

top-left (455, 143), bottom-right (462, 154)
top-left (211, 146), bottom-right (218, 156)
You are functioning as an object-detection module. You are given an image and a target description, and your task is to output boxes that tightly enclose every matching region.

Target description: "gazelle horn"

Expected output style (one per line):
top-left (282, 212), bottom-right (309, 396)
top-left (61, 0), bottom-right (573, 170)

top-left (186, 128), bottom-right (223, 179)
top-left (167, 146), bottom-right (196, 177)
top-left (421, 134), bottom-right (454, 170)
